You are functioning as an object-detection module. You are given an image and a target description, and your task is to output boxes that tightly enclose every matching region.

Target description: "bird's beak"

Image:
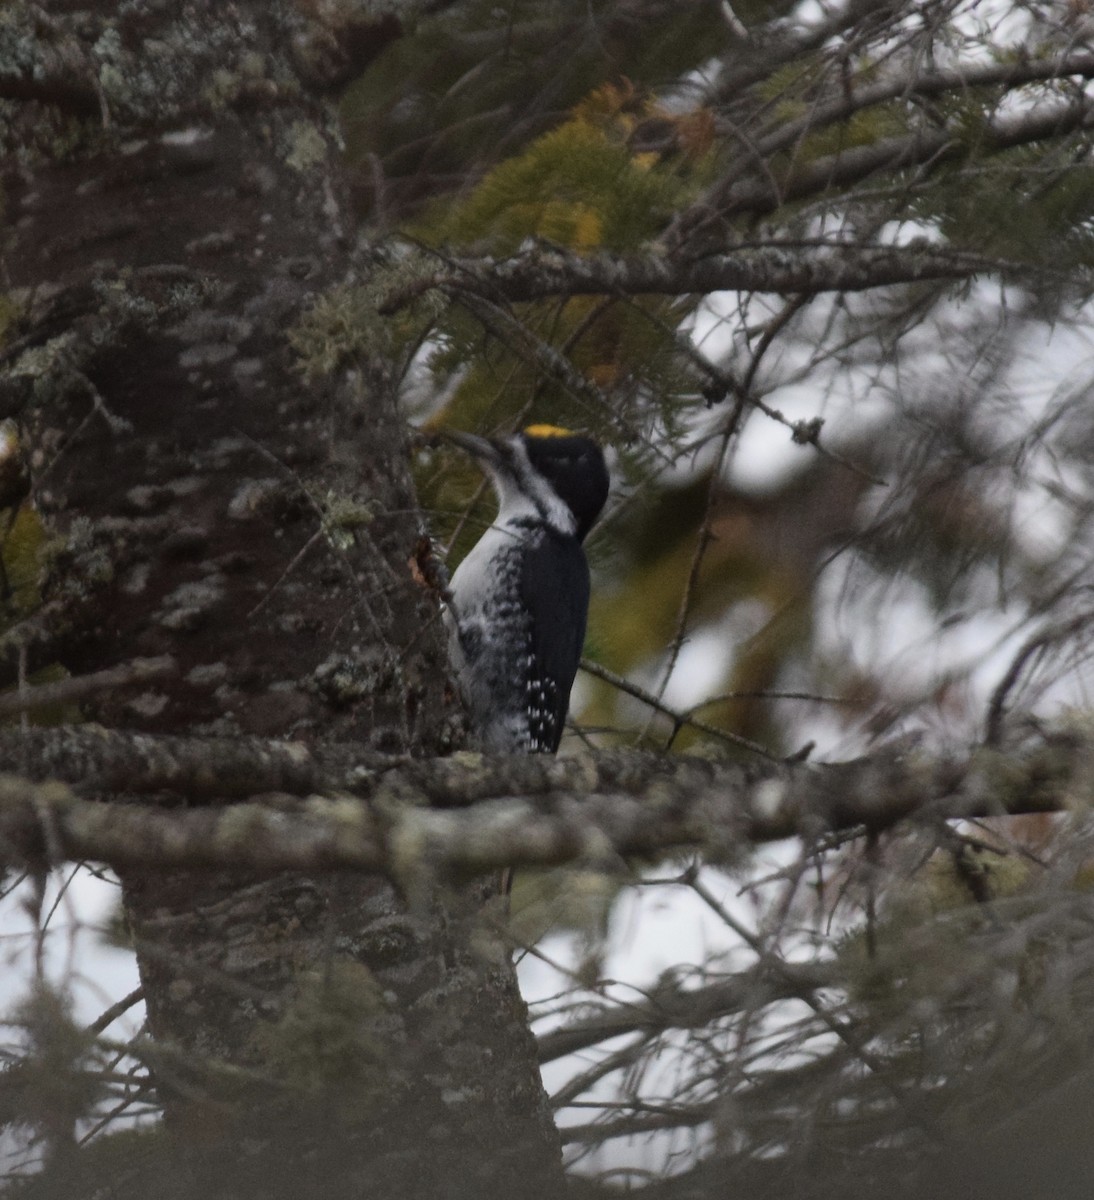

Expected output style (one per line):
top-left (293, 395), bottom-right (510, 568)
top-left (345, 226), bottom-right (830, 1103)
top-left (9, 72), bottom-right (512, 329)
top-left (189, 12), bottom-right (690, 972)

top-left (438, 428), bottom-right (504, 467)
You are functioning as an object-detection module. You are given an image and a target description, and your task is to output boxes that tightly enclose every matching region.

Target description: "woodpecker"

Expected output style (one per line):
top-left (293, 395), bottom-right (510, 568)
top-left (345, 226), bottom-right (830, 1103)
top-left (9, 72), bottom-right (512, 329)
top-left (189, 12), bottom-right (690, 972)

top-left (443, 425), bottom-right (609, 754)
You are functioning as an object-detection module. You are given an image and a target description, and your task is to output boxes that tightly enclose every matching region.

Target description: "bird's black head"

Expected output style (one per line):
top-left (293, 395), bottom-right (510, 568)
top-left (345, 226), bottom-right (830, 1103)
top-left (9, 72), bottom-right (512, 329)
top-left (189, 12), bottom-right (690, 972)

top-left (518, 425), bottom-right (609, 542)
top-left (440, 423), bottom-right (610, 541)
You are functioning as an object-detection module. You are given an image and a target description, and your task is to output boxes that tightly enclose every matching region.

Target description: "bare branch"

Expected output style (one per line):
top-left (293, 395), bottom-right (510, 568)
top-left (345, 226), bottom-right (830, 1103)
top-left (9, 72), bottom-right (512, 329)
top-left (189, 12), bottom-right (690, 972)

top-left (709, 0), bottom-right (909, 103)
top-left (0, 657), bottom-right (177, 719)
top-left (0, 725), bottom-right (399, 798)
top-left (578, 657), bottom-right (776, 758)
top-left (559, 1098), bottom-right (716, 1144)
top-left (0, 728), bottom-right (1079, 876)
top-left (678, 90), bottom-right (1094, 236)
top-left (86, 987), bottom-right (145, 1037)
top-left (383, 242), bottom-right (1017, 314)
top-left (750, 50), bottom-right (1094, 165)
top-left (536, 959), bottom-right (836, 1063)
top-left (984, 611), bottom-right (1094, 745)
top-left (0, 6), bottom-right (102, 117)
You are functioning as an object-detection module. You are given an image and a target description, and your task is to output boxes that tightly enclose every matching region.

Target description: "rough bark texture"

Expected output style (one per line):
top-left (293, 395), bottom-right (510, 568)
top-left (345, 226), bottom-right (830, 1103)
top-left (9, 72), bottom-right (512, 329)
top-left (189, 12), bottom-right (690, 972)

top-left (1, 3), bottom-right (562, 1195)
top-left (0, 727), bottom-right (1080, 876)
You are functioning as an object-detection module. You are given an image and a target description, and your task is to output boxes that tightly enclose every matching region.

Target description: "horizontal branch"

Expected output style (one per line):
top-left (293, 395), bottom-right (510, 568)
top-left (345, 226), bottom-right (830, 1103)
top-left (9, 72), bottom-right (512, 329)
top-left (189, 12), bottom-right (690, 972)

top-left (382, 242), bottom-right (1011, 313)
top-left (710, 0), bottom-right (900, 102)
top-left (675, 89), bottom-right (1094, 241)
top-left (559, 1099), bottom-right (716, 1145)
top-left (0, 725), bottom-right (1081, 877)
top-left (0, 31), bottom-right (101, 118)
top-left (751, 49), bottom-right (1094, 164)
top-left (0, 657), bottom-right (176, 719)
top-left (536, 959), bottom-right (836, 1063)
top-left (0, 724), bottom-right (391, 798)
top-left (0, 72), bottom-right (100, 115)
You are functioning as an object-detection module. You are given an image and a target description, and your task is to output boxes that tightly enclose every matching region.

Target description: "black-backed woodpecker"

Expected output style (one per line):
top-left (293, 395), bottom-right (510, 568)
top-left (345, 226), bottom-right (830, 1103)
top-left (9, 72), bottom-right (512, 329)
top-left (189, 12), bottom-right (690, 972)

top-left (444, 425), bottom-right (610, 754)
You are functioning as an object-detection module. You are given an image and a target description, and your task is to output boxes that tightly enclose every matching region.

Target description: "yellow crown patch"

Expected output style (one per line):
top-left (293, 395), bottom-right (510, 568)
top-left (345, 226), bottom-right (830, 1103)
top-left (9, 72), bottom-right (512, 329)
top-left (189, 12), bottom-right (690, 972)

top-left (523, 423), bottom-right (575, 439)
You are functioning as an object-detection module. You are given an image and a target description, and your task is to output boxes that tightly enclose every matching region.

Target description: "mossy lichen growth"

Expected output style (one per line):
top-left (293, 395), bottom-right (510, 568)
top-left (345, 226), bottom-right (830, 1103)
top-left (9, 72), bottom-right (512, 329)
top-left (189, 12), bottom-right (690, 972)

top-left (283, 119), bottom-right (329, 173)
top-left (319, 490), bottom-right (379, 551)
top-left (252, 961), bottom-right (391, 1109)
top-left (289, 253), bottom-right (446, 383)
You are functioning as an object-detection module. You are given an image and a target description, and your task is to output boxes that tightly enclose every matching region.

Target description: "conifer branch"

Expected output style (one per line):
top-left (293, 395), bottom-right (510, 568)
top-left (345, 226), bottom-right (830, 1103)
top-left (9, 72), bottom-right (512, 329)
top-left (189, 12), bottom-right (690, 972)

top-left (676, 89), bottom-right (1094, 239)
top-left (383, 242), bottom-right (1014, 314)
top-left (535, 959), bottom-right (836, 1062)
top-left (0, 726), bottom-right (1080, 876)
top-left (749, 50), bottom-right (1094, 166)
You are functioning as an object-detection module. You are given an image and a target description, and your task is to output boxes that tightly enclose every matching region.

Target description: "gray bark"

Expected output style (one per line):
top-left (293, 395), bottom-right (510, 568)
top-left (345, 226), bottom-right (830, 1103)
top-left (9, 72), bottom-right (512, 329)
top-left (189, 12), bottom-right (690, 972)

top-left (0, 726), bottom-right (1079, 877)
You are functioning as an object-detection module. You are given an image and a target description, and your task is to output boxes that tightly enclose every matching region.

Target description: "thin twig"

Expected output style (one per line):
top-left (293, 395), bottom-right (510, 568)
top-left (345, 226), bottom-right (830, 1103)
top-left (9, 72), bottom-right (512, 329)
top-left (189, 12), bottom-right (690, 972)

top-left (648, 423), bottom-right (734, 746)
top-left (549, 1033), bottom-right (653, 1110)
top-left (86, 986), bottom-right (146, 1037)
top-left (579, 657), bottom-right (777, 760)
top-left (685, 688), bottom-right (847, 712)
top-left (984, 610), bottom-right (1094, 745)
top-left (684, 868), bottom-right (942, 1140)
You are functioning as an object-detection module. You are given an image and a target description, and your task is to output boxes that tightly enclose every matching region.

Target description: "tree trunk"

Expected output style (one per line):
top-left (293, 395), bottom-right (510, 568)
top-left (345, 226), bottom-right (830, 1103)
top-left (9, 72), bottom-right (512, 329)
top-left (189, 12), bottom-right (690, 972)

top-left (1, 4), bottom-right (562, 1194)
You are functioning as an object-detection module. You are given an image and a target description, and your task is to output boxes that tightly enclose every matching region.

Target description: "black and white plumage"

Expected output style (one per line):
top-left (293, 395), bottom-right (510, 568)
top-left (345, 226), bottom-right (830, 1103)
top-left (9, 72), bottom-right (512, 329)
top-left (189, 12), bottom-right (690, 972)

top-left (444, 425), bottom-right (610, 754)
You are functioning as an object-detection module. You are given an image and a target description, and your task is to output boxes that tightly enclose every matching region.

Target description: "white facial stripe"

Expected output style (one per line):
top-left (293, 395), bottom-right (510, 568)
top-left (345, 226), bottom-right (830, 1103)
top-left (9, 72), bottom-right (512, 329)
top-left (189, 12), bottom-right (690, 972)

top-left (505, 437), bottom-right (576, 536)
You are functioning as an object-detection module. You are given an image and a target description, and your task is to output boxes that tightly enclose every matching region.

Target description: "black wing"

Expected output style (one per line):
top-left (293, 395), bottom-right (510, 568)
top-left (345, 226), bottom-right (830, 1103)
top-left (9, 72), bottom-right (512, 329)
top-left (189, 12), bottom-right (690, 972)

top-left (519, 531), bottom-right (591, 752)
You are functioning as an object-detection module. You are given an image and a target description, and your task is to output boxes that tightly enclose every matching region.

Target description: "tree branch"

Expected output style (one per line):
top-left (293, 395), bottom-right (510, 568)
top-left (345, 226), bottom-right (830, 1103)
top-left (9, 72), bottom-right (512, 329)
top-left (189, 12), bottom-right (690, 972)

top-left (382, 242), bottom-right (1014, 314)
top-left (536, 959), bottom-right (836, 1063)
top-left (678, 89), bottom-right (1094, 236)
top-left (0, 657), bottom-right (177, 720)
top-left (0, 6), bottom-right (102, 118)
top-left (710, 0), bottom-right (905, 102)
top-left (0, 726), bottom-right (1080, 876)
top-left (0, 725), bottom-right (398, 798)
top-left (751, 50), bottom-right (1094, 166)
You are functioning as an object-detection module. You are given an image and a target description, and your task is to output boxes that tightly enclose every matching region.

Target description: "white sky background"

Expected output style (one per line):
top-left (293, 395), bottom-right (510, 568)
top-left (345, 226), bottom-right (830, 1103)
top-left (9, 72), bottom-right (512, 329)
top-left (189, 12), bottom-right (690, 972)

top-left (0, 869), bottom-right (142, 1172)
